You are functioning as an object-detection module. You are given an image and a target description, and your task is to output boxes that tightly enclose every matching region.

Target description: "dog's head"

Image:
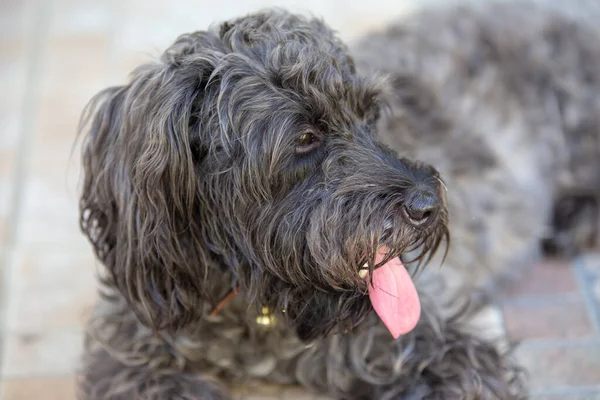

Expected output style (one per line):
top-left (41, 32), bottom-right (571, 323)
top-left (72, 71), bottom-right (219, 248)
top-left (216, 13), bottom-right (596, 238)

top-left (79, 10), bottom-right (448, 341)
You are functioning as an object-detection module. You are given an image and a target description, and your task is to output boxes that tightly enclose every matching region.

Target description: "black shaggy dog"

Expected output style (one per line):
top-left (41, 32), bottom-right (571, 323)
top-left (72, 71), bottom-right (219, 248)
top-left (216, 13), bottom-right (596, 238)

top-left (77, 2), bottom-right (600, 399)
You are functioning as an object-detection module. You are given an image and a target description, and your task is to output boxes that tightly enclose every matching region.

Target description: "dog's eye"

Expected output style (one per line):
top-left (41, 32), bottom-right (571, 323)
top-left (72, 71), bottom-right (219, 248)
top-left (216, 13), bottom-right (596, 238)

top-left (295, 130), bottom-right (322, 155)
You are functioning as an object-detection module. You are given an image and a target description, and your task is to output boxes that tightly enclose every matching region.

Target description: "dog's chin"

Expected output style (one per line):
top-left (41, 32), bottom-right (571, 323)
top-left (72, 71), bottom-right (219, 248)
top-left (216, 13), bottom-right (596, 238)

top-left (281, 255), bottom-right (420, 342)
top-left (264, 220), bottom-right (448, 341)
top-left (286, 290), bottom-right (372, 341)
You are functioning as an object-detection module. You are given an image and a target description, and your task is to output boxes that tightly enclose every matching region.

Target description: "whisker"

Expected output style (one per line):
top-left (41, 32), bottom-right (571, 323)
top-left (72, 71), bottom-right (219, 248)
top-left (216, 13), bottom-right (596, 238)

top-left (435, 176), bottom-right (448, 192)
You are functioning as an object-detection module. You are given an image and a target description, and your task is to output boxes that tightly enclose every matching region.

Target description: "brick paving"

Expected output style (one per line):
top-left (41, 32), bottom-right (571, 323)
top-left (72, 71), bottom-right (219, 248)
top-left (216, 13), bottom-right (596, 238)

top-left (1, 0), bottom-right (600, 399)
top-left (501, 254), bottom-right (600, 398)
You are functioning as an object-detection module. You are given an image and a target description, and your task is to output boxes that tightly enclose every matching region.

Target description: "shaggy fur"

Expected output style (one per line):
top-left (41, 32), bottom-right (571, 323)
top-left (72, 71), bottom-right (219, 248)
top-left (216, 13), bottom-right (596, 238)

top-left (77, 2), bottom-right (600, 399)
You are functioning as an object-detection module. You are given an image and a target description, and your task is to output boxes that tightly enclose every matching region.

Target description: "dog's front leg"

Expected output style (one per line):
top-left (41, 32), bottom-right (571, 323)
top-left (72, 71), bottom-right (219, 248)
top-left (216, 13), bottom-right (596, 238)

top-left (79, 336), bottom-right (231, 400)
top-left (78, 300), bottom-right (231, 400)
top-left (79, 335), bottom-right (231, 400)
top-left (78, 342), bottom-right (231, 400)
top-left (293, 304), bottom-right (526, 400)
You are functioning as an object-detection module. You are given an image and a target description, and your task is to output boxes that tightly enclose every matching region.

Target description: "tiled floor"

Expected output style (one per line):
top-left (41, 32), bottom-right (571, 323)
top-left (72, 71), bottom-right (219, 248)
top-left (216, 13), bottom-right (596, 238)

top-left (1, 0), bottom-right (600, 399)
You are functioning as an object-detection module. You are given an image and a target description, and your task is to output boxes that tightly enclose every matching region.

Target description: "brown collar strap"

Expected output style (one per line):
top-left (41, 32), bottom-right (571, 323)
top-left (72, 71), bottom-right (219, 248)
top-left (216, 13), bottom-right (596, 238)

top-left (210, 286), bottom-right (241, 317)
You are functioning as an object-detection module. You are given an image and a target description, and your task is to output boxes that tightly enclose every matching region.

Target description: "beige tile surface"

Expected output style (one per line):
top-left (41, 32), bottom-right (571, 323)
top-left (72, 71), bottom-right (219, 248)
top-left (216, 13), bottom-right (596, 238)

top-left (2, 327), bottom-right (84, 378)
top-left (6, 251), bottom-right (97, 331)
top-left (1, 376), bottom-right (76, 400)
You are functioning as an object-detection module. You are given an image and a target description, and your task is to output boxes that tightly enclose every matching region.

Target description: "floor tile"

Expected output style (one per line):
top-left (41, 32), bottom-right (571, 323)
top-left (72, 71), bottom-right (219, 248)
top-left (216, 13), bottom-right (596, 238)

top-left (41, 34), bottom-right (111, 89)
top-left (2, 327), bottom-right (85, 378)
top-left (34, 34), bottom-right (111, 148)
top-left (50, 0), bottom-right (113, 37)
top-left (577, 252), bottom-right (600, 327)
top-left (503, 297), bottom-right (595, 341)
top-left (7, 250), bottom-right (98, 330)
top-left (516, 343), bottom-right (600, 392)
top-left (0, 0), bottom-right (35, 41)
top-left (502, 259), bottom-right (578, 297)
top-left (16, 179), bottom-right (89, 249)
top-left (0, 376), bottom-right (76, 400)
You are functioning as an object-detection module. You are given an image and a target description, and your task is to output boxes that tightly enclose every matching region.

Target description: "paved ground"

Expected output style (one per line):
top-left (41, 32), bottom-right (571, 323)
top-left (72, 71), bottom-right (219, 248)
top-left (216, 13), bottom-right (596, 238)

top-left (1, 0), bottom-right (600, 399)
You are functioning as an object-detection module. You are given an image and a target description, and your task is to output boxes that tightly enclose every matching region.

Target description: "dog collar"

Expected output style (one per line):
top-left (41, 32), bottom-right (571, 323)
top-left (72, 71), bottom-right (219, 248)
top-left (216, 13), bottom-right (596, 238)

top-left (209, 286), bottom-right (276, 327)
top-left (209, 286), bottom-right (241, 317)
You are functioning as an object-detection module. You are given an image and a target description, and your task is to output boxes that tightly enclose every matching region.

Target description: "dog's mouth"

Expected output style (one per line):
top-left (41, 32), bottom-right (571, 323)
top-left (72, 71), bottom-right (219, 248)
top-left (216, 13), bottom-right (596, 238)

top-left (359, 246), bottom-right (421, 338)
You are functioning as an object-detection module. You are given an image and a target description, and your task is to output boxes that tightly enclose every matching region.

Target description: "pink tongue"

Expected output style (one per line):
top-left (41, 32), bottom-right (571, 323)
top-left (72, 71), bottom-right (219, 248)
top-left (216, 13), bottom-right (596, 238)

top-left (367, 247), bottom-right (421, 338)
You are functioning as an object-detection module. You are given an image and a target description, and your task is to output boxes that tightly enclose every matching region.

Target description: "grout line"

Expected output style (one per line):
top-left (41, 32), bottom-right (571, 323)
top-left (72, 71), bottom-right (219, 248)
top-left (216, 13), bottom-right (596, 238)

top-left (0, 0), bottom-right (52, 380)
top-left (3, 0), bottom-right (50, 250)
top-left (531, 385), bottom-right (600, 397)
top-left (516, 337), bottom-right (600, 349)
top-left (573, 255), bottom-right (600, 334)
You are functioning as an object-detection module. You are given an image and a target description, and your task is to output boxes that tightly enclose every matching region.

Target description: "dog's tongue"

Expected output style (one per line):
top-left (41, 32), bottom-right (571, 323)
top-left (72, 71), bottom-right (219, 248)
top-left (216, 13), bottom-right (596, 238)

top-left (367, 247), bottom-right (421, 338)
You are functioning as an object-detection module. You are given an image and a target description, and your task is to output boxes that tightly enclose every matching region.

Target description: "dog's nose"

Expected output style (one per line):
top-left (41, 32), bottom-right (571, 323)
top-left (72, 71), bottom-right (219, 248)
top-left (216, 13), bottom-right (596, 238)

top-left (403, 190), bottom-right (439, 226)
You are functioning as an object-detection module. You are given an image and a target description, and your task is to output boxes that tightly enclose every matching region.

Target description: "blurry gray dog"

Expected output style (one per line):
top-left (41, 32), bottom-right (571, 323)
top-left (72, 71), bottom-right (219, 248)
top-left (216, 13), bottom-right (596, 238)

top-left (77, 2), bottom-right (600, 399)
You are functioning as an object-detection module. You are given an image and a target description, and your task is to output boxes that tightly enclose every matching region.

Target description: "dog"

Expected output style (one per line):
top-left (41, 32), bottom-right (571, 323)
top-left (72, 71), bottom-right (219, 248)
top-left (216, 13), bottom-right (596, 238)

top-left (76, 2), bottom-right (600, 399)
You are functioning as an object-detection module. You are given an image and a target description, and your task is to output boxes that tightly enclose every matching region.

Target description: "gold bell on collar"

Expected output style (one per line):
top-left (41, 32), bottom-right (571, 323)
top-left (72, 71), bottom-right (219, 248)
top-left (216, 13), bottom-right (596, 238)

top-left (256, 306), bottom-right (276, 327)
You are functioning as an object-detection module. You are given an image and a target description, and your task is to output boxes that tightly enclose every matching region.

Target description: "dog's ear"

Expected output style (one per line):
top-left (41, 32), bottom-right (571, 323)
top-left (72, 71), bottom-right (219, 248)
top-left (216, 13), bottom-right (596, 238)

top-left (79, 31), bottom-right (225, 331)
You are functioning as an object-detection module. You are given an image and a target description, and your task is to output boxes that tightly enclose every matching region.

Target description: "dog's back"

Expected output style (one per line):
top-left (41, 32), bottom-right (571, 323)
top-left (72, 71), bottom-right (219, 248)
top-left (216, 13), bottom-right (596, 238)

top-left (353, 2), bottom-right (600, 286)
